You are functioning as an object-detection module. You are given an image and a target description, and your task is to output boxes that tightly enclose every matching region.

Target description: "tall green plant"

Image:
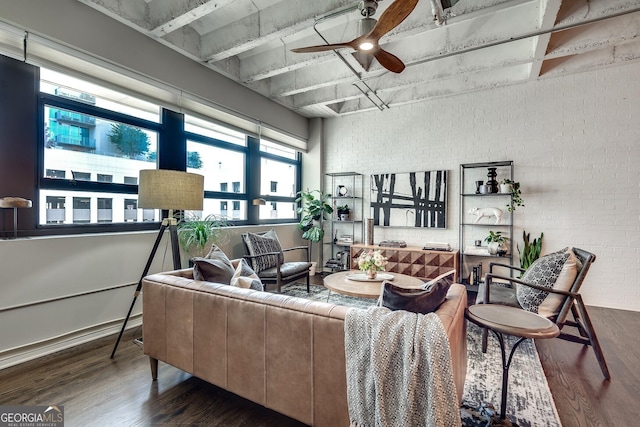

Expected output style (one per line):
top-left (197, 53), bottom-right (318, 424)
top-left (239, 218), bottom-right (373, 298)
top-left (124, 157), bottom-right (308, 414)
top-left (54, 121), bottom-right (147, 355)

top-left (518, 230), bottom-right (543, 271)
top-left (295, 189), bottom-right (333, 258)
top-left (178, 214), bottom-right (229, 258)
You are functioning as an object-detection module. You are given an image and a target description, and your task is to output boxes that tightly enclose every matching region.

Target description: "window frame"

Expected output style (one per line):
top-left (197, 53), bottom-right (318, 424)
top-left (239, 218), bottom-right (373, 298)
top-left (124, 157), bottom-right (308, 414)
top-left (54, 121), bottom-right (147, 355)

top-left (34, 87), bottom-right (301, 235)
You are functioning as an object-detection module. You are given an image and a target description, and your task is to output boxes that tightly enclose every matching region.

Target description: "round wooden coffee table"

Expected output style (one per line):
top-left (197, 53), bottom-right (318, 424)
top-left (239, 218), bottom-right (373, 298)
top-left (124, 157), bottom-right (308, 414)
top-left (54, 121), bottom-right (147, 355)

top-left (323, 270), bottom-right (424, 299)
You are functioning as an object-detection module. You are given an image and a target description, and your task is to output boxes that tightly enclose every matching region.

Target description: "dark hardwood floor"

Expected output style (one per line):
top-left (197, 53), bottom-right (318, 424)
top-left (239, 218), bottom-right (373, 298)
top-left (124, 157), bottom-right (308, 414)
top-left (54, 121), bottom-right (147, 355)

top-left (1, 285), bottom-right (638, 426)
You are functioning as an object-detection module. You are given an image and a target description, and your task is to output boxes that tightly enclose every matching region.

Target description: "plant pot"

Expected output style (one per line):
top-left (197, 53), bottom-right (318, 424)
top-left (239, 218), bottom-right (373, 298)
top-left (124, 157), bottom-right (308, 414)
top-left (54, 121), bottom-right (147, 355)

top-left (309, 261), bottom-right (317, 276)
top-left (488, 242), bottom-right (508, 256)
top-left (500, 183), bottom-right (513, 194)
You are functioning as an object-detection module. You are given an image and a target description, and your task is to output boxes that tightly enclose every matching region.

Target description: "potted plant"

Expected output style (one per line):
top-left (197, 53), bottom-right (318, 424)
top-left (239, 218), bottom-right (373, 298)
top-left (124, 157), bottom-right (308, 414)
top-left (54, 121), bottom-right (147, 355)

top-left (295, 189), bottom-right (333, 269)
top-left (177, 213), bottom-right (229, 260)
top-left (336, 204), bottom-right (350, 221)
top-left (500, 179), bottom-right (524, 212)
top-left (518, 230), bottom-right (543, 272)
top-left (484, 230), bottom-right (510, 256)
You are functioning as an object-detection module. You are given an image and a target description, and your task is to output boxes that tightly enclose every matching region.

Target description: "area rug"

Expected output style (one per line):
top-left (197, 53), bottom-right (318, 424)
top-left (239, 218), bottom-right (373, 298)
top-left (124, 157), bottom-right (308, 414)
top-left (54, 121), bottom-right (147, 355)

top-left (280, 283), bottom-right (562, 427)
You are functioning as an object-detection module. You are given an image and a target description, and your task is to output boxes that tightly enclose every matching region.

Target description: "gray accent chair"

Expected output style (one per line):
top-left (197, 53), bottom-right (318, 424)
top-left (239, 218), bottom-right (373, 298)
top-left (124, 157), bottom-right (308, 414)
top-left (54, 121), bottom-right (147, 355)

top-left (241, 231), bottom-right (311, 293)
top-left (476, 247), bottom-right (610, 380)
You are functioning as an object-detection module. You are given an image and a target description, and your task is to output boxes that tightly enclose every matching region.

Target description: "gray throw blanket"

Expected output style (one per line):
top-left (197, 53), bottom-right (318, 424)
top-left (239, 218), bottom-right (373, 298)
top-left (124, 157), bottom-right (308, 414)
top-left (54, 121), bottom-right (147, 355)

top-left (344, 306), bottom-right (461, 427)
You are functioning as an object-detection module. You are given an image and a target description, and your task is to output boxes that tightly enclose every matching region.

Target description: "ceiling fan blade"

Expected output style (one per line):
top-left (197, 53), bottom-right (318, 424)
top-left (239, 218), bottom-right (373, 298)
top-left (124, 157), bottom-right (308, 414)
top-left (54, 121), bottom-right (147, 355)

top-left (291, 41), bottom-right (357, 53)
top-left (374, 48), bottom-right (406, 73)
top-left (368, 0), bottom-right (419, 40)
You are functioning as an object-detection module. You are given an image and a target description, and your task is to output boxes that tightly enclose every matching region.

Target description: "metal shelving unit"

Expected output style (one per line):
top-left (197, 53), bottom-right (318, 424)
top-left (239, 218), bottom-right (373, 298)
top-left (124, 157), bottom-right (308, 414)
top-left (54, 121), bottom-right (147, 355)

top-left (324, 172), bottom-right (363, 271)
top-left (459, 161), bottom-right (514, 291)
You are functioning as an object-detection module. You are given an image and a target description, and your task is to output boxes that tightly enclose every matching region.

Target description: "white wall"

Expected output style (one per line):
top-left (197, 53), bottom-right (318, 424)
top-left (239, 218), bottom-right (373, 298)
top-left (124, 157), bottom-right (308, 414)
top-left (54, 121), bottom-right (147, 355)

top-left (0, 224), bottom-right (303, 368)
top-left (323, 62), bottom-right (640, 312)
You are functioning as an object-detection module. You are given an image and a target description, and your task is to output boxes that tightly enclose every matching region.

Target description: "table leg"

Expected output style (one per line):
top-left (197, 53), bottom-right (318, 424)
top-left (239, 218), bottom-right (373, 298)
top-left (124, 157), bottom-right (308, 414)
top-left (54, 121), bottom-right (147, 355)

top-left (491, 330), bottom-right (528, 423)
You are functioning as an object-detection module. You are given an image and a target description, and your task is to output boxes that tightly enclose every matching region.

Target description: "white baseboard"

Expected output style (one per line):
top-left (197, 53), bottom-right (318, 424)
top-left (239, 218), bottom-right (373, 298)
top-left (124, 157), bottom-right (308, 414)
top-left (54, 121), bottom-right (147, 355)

top-left (0, 315), bottom-right (142, 370)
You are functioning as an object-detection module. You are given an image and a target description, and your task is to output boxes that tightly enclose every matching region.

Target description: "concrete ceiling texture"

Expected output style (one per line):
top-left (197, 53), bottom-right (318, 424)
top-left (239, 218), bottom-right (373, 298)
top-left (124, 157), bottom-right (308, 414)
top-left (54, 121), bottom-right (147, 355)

top-left (78, 0), bottom-right (640, 118)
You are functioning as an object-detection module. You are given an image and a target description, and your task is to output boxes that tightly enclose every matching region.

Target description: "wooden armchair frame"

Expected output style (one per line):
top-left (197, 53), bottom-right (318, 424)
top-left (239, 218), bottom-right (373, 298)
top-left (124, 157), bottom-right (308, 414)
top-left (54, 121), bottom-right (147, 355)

top-left (242, 234), bottom-right (311, 293)
top-left (480, 248), bottom-right (610, 380)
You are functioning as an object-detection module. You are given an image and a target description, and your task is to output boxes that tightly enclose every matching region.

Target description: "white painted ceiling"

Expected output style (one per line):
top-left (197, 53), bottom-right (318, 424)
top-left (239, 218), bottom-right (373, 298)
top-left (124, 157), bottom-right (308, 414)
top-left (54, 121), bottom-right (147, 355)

top-left (78, 0), bottom-right (640, 118)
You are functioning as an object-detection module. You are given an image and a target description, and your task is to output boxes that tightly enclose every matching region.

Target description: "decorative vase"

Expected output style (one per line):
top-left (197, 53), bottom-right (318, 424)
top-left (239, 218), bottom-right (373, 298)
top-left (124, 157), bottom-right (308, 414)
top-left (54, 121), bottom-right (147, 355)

top-left (486, 167), bottom-right (498, 193)
top-left (366, 218), bottom-right (374, 245)
top-left (366, 268), bottom-right (377, 280)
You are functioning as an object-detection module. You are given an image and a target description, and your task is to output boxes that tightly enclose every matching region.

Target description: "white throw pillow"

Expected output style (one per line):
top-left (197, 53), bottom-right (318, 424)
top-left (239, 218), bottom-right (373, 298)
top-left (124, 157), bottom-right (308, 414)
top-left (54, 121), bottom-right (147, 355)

top-left (537, 248), bottom-right (578, 318)
top-left (230, 258), bottom-right (264, 291)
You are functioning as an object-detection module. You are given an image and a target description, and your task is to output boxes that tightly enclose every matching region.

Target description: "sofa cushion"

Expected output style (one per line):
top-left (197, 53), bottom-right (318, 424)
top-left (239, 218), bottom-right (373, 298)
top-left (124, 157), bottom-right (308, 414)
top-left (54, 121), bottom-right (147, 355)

top-left (379, 270), bottom-right (455, 314)
top-left (242, 230), bottom-right (284, 273)
top-left (192, 245), bottom-right (235, 284)
top-left (230, 258), bottom-right (264, 291)
top-left (516, 248), bottom-right (570, 313)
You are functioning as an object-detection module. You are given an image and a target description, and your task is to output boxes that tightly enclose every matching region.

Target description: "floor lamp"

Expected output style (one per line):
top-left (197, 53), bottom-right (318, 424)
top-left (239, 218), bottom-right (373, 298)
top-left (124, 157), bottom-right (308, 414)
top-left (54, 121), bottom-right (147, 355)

top-left (110, 169), bottom-right (204, 358)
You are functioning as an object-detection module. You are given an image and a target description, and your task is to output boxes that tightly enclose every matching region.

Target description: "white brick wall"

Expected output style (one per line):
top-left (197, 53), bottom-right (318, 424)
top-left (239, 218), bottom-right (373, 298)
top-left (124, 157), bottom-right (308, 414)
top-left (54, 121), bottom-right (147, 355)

top-left (323, 62), bottom-right (640, 312)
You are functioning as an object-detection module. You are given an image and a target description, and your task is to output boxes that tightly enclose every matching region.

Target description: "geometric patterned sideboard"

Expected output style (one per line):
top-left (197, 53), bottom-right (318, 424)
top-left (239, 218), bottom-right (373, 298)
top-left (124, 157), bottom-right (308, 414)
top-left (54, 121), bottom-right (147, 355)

top-left (350, 244), bottom-right (459, 282)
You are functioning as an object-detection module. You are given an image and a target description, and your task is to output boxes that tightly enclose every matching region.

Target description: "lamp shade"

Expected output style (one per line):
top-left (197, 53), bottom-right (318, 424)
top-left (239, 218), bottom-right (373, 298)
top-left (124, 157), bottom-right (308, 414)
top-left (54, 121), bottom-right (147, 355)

top-left (138, 169), bottom-right (204, 211)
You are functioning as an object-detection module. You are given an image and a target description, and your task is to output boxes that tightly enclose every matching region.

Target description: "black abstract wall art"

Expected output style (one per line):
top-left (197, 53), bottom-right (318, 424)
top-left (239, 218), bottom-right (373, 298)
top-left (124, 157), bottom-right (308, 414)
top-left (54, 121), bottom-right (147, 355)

top-left (370, 170), bottom-right (447, 228)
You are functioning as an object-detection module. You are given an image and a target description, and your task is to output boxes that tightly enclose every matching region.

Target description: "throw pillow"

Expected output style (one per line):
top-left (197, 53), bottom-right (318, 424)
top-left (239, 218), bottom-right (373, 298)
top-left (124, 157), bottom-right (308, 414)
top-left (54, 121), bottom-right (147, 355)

top-left (242, 230), bottom-right (284, 273)
top-left (516, 248), bottom-right (570, 313)
top-left (537, 247), bottom-right (579, 317)
top-left (379, 270), bottom-right (454, 314)
top-left (192, 244), bottom-right (235, 284)
top-left (230, 258), bottom-right (264, 291)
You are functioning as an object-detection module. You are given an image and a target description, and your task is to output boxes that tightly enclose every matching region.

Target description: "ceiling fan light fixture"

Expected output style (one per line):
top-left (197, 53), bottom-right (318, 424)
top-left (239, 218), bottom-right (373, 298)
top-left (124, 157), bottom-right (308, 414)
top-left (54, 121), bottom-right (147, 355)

top-left (359, 41), bottom-right (375, 51)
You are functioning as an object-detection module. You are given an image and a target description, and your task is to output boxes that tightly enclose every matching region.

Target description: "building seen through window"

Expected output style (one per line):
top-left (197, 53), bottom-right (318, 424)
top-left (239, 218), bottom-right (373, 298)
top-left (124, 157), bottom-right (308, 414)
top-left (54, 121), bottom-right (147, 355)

top-left (36, 68), bottom-right (301, 229)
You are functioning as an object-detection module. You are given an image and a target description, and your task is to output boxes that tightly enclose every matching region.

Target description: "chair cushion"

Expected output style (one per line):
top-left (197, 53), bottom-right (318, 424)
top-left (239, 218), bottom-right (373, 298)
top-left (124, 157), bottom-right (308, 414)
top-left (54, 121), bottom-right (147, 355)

top-left (516, 248), bottom-right (570, 313)
top-left (379, 270), bottom-right (454, 314)
top-left (537, 247), bottom-right (579, 318)
top-left (192, 245), bottom-right (235, 284)
top-left (230, 258), bottom-right (264, 291)
top-left (242, 230), bottom-right (284, 273)
top-left (257, 261), bottom-right (312, 279)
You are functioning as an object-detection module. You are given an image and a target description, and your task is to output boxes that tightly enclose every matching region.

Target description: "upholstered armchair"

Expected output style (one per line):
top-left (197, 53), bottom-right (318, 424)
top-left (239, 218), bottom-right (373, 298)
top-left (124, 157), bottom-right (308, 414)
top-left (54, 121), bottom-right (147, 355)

top-left (241, 230), bottom-right (311, 293)
top-left (476, 247), bottom-right (610, 380)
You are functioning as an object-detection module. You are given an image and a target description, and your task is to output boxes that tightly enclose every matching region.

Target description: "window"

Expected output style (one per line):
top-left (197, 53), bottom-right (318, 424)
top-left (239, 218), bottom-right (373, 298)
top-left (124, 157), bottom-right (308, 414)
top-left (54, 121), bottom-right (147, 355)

top-left (124, 199), bottom-right (138, 222)
top-left (97, 198), bottom-right (112, 223)
top-left (46, 169), bottom-right (65, 179)
top-left (8, 64), bottom-right (302, 234)
top-left (45, 196), bottom-right (65, 224)
top-left (72, 171), bottom-right (91, 181)
top-left (73, 197), bottom-right (91, 223)
top-left (255, 139), bottom-right (299, 221)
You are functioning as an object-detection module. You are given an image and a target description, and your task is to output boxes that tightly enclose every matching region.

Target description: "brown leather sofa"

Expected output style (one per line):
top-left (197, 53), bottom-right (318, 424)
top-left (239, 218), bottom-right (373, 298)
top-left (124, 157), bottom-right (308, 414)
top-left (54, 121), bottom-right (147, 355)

top-left (142, 268), bottom-right (468, 427)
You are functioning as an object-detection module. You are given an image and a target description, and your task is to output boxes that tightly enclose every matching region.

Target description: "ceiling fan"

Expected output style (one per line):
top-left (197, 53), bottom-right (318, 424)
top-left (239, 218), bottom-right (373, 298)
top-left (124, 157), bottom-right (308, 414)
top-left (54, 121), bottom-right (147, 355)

top-left (291, 0), bottom-right (419, 73)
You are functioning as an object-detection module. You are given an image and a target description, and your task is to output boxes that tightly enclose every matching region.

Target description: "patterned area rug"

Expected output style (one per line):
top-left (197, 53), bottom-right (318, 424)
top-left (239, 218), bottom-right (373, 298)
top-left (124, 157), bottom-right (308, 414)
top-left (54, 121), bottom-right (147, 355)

top-left (280, 283), bottom-right (561, 427)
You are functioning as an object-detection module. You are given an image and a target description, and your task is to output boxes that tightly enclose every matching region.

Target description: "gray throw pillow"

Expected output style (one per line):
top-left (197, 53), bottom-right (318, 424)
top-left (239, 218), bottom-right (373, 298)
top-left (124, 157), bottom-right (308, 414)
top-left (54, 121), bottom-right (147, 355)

top-left (243, 230), bottom-right (284, 273)
top-left (192, 245), bottom-right (235, 284)
top-left (516, 248), bottom-right (570, 313)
